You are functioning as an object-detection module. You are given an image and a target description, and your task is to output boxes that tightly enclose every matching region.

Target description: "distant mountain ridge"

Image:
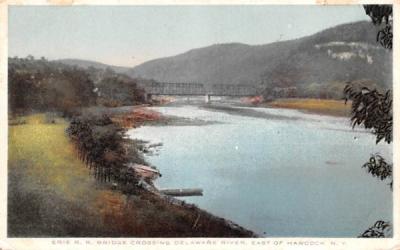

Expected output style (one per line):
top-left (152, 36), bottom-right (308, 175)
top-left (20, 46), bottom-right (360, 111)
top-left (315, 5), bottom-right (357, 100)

top-left (57, 21), bottom-right (392, 99)
top-left (127, 21), bottom-right (392, 93)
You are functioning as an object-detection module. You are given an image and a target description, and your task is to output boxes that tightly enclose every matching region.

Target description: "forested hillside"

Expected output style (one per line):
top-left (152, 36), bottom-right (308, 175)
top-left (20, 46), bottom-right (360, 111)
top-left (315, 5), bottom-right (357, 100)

top-left (8, 57), bottom-right (145, 116)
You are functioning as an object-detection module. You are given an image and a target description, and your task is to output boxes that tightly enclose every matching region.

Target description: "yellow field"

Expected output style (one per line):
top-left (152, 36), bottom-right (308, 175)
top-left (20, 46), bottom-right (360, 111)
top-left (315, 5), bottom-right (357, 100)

top-left (266, 98), bottom-right (351, 117)
top-left (8, 114), bottom-right (122, 236)
top-left (9, 114), bottom-right (97, 201)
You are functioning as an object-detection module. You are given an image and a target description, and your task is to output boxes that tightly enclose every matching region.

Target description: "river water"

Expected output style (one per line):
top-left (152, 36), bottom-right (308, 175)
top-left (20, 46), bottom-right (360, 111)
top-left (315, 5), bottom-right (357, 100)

top-left (127, 104), bottom-right (392, 237)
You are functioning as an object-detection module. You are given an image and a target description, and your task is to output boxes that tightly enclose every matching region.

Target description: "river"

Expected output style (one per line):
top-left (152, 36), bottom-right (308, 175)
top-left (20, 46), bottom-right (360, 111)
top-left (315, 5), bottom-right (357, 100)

top-left (127, 104), bottom-right (392, 237)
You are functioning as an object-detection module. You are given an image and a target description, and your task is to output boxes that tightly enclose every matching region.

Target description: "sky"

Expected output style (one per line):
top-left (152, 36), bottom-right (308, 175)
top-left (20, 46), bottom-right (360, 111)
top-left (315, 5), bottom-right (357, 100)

top-left (9, 5), bottom-right (369, 67)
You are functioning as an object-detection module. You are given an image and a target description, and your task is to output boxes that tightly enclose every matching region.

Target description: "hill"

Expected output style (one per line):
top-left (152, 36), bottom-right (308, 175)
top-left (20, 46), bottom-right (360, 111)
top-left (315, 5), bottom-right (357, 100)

top-left (8, 57), bottom-right (146, 115)
top-left (55, 59), bottom-right (131, 75)
top-left (128, 21), bottom-right (392, 98)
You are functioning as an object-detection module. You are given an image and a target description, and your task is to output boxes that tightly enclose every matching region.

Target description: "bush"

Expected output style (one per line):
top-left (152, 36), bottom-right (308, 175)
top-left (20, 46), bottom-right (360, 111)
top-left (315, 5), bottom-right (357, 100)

top-left (66, 114), bottom-right (138, 185)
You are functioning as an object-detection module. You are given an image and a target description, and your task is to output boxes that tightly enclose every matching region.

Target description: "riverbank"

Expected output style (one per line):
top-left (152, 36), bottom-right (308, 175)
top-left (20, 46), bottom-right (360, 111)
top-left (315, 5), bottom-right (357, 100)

top-left (130, 104), bottom-right (392, 237)
top-left (8, 112), bottom-right (255, 237)
top-left (110, 106), bottom-right (220, 127)
top-left (263, 98), bottom-right (351, 117)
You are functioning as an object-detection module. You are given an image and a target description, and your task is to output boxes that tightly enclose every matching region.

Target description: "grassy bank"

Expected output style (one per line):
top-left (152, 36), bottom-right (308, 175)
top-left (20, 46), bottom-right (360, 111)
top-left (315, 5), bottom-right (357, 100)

top-left (265, 98), bottom-right (351, 117)
top-left (8, 113), bottom-right (254, 237)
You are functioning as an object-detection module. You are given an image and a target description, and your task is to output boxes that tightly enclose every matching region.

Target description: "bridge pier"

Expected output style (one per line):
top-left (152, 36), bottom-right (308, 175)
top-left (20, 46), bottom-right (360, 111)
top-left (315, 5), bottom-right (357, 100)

top-left (145, 93), bottom-right (152, 103)
top-left (205, 94), bottom-right (211, 104)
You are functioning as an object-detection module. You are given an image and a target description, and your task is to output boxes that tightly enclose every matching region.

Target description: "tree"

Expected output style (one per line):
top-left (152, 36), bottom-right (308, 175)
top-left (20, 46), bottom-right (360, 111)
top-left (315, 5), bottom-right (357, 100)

top-left (363, 5), bottom-right (393, 49)
top-left (343, 4), bottom-right (393, 238)
top-left (8, 56), bottom-right (97, 116)
top-left (344, 81), bottom-right (393, 239)
top-left (344, 85), bottom-right (393, 189)
top-left (344, 85), bottom-right (392, 145)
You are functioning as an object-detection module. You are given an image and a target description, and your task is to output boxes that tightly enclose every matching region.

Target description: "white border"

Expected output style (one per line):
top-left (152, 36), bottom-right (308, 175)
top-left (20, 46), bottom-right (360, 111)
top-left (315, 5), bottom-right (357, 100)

top-left (0, 1), bottom-right (398, 250)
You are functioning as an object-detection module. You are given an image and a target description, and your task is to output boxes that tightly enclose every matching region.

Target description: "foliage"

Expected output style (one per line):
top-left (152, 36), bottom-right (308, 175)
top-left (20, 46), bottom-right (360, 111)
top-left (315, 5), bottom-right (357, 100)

top-left (8, 56), bottom-right (146, 116)
top-left (66, 114), bottom-right (135, 184)
top-left (359, 221), bottom-right (392, 238)
top-left (96, 76), bottom-right (146, 106)
top-left (363, 5), bottom-right (393, 49)
top-left (344, 84), bottom-right (392, 144)
top-left (376, 25), bottom-right (392, 50)
top-left (295, 81), bottom-right (349, 100)
top-left (362, 154), bottom-right (393, 189)
top-left (364, 5), bottom-right (392, 25)
top-left (344, 84), bottom-right (393, 237)
top-left (9, 56), bottom-right (97, 116)
top-left (345, 6), bottom-right (393, 233)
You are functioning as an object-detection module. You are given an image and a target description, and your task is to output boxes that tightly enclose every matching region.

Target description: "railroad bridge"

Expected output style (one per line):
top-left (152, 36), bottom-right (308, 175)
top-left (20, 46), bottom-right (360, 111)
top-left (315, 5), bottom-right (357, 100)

top-left (140, 82), bottom-right (258, 103)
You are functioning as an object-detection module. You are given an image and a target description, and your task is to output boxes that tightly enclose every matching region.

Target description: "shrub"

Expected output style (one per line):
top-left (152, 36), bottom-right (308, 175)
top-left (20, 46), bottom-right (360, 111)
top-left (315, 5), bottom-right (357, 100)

top-left (66, 114), bottom-right (138, 185)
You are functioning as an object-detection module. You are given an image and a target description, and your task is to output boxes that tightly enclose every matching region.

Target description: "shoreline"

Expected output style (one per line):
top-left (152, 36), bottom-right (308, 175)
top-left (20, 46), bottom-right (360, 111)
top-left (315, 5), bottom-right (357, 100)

top-left (109, 106), bottom-right (257, 237)
top-left (148, 97), bottom-right (351, 119)
top-left (8, 99), bottom-right (348, 237)
top-left (6, 100), bottom-right (360, 237)
top-left (130, 102), bottom-right (377, 238)
top-left (125, 100), bottom-right (352, 236)
top-left (8, 111), bottom-right (256, 237)
top-left (123, 101), bottom-right (344, 237)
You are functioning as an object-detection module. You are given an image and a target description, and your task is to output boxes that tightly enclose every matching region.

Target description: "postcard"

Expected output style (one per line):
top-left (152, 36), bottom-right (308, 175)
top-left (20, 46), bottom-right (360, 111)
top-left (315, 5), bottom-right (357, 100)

top-left (0, 1), bottom-right (398, 249)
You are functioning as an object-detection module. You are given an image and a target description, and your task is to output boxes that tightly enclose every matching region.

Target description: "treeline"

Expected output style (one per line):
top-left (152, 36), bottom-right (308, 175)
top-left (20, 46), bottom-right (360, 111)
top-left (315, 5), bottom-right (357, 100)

top-left (261, 79), bottom-right (388, 101)
top-left (9, 56), bottom-right (146, 116)
top-left (66, 114), bottom-right (146, 189)
top-left (9, 57), bottom-right (96, 115)
top-left (96, 75), bottom-right (146, 107)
